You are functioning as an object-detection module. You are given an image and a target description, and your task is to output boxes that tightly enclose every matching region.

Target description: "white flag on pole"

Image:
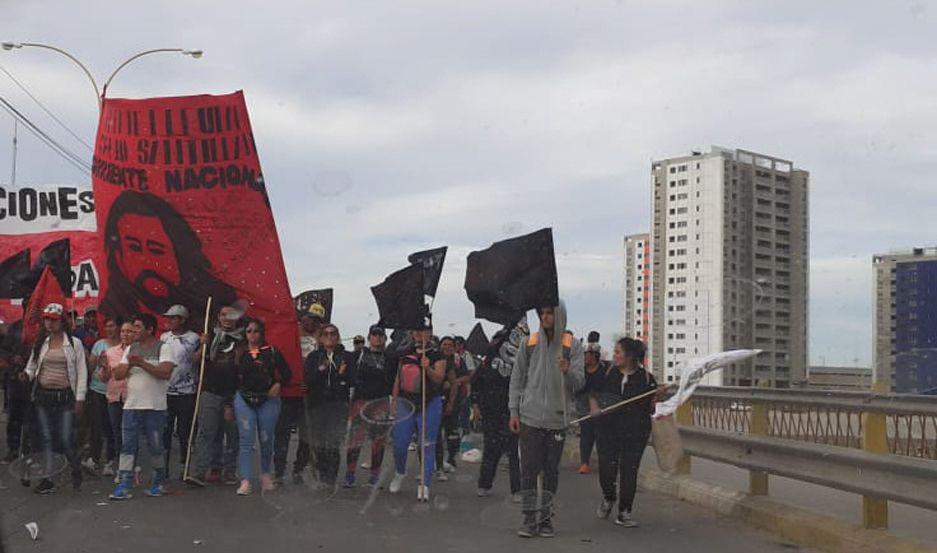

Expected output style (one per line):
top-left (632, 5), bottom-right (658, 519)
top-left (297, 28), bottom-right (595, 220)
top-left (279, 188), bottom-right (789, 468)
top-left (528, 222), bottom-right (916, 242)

top-left (653, 349), bottom-right (762, 419)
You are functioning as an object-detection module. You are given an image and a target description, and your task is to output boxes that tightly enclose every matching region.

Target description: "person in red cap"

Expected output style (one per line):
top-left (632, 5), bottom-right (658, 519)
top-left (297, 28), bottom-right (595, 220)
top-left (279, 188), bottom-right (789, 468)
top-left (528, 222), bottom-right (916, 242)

top-left (24, 303), bottom-right (89, 494)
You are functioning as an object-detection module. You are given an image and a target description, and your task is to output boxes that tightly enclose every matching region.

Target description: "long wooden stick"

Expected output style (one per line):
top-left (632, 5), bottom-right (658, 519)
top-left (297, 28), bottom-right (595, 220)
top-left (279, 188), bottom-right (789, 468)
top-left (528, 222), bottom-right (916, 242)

top-left (418, 336), bottom-right (427, 500)
top-left (183, 296), bottom-right (212, 483)
top-left (568, 387), bottom-right (662, 426)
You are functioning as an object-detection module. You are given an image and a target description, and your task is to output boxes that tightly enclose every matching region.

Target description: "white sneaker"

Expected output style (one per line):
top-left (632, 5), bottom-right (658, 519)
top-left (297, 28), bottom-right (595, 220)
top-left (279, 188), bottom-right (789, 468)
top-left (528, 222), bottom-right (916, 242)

top-left (442, 461), bottom-right (455, 473)
top-left (477, 488), bottom-right (491, 497)
top-left (511, 492), bottom-right (523, 504)
top-left (101, 461), bottom-right (116, 477)
top-left (81, 458), bottom-right (98, 474)
top-left (436, 470), bottom-right (449, 482)
top-left (389, 473), bottom-right (406, 494)
top-left (417, 484), bottom-right (430, 502)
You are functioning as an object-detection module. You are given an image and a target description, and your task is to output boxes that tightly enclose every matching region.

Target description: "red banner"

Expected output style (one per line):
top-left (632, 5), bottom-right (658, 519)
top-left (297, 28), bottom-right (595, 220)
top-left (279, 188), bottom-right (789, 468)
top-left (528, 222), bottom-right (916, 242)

top-left (0, 231), bottom-right (100, 326)
top-left (91, 91), bottom-right (302, 392)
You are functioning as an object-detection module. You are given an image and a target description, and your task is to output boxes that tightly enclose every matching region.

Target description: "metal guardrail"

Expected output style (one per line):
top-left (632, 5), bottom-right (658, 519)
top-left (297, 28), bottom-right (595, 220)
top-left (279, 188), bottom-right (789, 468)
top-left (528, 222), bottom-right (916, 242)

top-left (690, 386), bottom-right (937, 460)
top-left (671, 386), bottom-right (937, 530)
top-left (680, 426), bottom-right (937, 511)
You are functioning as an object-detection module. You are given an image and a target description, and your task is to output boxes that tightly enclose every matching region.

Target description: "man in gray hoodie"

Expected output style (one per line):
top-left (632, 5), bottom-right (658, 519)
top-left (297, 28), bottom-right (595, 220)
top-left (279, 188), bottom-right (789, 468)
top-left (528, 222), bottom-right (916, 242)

top-left (509, 300), bottom-right (584, 538)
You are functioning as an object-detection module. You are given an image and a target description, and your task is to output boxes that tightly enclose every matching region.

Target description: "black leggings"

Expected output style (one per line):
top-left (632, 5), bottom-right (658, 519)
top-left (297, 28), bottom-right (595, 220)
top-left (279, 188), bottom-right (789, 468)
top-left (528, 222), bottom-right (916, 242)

top-left (435, 406), bottom-right (461, 468)
top-left (477, 416), bottom-right (520, 493)
top-left (596, 429), bottom-right (649, 513)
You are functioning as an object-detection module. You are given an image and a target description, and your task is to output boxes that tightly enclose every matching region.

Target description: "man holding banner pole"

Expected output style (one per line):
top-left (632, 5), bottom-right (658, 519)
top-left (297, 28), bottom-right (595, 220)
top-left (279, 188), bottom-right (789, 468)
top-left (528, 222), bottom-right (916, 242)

top-left (509, 300), bottom-right (584, 539)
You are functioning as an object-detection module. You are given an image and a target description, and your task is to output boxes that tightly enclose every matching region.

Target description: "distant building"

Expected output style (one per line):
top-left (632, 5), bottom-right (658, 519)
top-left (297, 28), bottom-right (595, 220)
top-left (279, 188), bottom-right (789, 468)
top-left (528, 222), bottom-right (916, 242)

top-left (807, 366), bottom-right (872, 391)
top-left (873, 247), bottom-right (937, 393)
top-left (623, 233), bottom-right (652, 372)
top-left (645, 147), bottom-right (809, 387)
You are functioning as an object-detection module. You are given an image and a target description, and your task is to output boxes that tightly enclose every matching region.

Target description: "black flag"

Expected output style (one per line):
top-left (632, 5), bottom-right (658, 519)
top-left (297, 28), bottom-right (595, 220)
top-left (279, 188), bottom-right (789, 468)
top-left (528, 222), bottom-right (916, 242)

top-left (17, 239), bottom-right (72, 299)
top-left (464, 322), bottom-right (489, 356)
top-left (408, 246), bottom-right (447, 297)
top-left (0, 249), bottom-right (31, 299)
top-left (294, 288), bottom-right (334, 322)
top-left (371, 264), bottom-right (430, 330)
top-left (464, 228), bottom-right (558, 325)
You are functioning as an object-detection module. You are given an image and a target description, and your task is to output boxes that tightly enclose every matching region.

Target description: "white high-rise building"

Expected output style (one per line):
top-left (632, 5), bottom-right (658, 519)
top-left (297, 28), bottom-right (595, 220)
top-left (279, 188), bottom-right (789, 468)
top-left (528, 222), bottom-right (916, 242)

top-left (645, 147), bottom-right (809, 387)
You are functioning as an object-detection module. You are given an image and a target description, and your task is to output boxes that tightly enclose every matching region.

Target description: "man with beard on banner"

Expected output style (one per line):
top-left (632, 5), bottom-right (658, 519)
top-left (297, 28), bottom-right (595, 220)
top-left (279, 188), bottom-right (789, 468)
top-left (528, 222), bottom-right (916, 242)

top-left (99, 191), bottom-right (237, 329)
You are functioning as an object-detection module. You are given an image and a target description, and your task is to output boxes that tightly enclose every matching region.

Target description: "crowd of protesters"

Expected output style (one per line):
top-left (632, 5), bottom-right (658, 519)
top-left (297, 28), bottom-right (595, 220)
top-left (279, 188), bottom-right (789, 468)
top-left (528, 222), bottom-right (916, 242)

top-left (0, 298), bottom-right (661, 538)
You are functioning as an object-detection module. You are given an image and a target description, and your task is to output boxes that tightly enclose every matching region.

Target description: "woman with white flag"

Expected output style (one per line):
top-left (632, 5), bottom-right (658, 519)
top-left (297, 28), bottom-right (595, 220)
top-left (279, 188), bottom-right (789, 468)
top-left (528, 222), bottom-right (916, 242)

top-left (589, 337), bottom-right (659, 527)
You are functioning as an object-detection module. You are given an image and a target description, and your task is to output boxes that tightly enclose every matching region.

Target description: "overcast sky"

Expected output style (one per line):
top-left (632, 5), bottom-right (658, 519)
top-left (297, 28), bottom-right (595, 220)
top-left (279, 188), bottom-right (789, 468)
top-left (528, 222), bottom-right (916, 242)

top-left (2, 1), bottom-right (936, 366)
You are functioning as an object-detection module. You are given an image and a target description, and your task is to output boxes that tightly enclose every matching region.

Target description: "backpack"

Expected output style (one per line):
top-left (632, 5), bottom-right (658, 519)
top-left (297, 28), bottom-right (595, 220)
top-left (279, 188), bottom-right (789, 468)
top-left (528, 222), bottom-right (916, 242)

top-left (398, 353), bottom-right (423, 396)
top-left (525, 331), bottom-right (575, 358)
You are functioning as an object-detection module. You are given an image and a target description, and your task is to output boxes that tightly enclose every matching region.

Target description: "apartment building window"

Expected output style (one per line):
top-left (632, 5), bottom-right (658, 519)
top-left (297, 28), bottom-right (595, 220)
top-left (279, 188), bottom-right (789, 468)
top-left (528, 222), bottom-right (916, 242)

top-left (669, 167), bottom-right (676, 174)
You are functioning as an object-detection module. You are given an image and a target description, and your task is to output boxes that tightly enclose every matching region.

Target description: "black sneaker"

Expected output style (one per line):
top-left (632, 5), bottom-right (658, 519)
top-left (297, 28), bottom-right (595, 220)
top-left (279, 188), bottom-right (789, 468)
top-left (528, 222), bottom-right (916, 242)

top-left (517, 516), bottom-right (538, 538)
top-left (597, 499), bottom-right (613, 519)
top-left (615, 511), bottom-right (638, 527)
top-left (538, 518), bottom-right (555, 538)
top-left (34, 479), bottom-right (55, 495)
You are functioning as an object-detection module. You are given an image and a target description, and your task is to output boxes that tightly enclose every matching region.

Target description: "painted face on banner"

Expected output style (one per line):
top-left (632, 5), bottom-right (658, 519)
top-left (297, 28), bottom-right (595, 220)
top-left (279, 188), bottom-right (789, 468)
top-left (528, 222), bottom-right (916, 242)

top-left (115, 213), bottom-right (181, 299)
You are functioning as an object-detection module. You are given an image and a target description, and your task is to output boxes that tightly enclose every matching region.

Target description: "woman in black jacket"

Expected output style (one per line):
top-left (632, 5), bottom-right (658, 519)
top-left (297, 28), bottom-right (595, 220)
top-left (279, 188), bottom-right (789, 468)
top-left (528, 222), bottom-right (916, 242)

top-left (233, 318), bottom-right (291, 496)
top-left (590, 337), bottom-right (657, 528)
top-left (303, 323), bottom-right (354, 487)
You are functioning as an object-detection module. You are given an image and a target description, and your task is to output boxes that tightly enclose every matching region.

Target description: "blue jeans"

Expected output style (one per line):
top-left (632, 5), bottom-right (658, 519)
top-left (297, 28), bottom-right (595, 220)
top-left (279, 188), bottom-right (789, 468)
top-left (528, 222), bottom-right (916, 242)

top-left (119, 409), bottom-right (167, 486)
top-left (34, 399), bottom-right (81, 483)
top-left (392, 396), bottom-right (442, 486)
top-left (234, 393), bottom-right (280, 479)
top-left (194, 391), bottom-right (238, 474)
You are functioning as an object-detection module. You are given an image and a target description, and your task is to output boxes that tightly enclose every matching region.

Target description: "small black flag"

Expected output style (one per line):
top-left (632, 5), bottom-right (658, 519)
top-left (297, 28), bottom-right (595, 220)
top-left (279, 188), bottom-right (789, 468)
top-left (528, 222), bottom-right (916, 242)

top-left (18, 239), bottom-right (72, 299)
top-left (464, 322), bottom-right (490, 356)
top-left (294, 288), bottom-right (334, 322)
top-left (371, 264), bottom-right (430, 330)
top-left (408, 246), bottom-right (447, 297)
top-left (0, 249), bottom-right (31, 299)
top-left (464, 228), bottom-right (558, 325)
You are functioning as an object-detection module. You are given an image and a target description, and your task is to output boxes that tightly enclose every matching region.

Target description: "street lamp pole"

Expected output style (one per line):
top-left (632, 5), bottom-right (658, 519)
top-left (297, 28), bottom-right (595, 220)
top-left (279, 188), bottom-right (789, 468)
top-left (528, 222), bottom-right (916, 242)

top-left (102, 48), bottom-right (203, 99)
top-left (1, 41), bottom-right (101, 108)
top-left (1, 42), bottom-right (203, 112)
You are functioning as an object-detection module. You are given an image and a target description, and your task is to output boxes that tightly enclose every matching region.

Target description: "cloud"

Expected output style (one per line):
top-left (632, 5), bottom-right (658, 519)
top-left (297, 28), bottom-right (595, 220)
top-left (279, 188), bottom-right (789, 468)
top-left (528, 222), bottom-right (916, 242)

top-left (2, 1), bottom-right (936, 361)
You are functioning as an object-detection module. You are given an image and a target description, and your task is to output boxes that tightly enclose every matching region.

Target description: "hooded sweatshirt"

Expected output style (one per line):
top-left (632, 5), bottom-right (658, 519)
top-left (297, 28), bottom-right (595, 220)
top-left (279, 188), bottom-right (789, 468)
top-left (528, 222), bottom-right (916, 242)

top-left (508, 300), bottom-right (584, 430)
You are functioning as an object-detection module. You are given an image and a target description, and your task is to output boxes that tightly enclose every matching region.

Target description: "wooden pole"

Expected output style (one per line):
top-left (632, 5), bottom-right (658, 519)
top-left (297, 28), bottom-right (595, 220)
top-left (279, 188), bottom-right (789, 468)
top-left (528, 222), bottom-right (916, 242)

top-left (183, 296), bottom-right (212, 485)
top-left (568, 387), bottom-right (661, 426)
top-left (419, 335), bottom-right (427, 501)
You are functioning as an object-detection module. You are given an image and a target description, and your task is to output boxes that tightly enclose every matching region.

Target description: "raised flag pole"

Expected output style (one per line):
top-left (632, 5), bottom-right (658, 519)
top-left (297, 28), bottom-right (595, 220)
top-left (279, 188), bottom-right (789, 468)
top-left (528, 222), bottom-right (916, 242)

top-left (418, 335), bottom-right (428, 502)
top-left (183, 296), bottom-right (212, 486)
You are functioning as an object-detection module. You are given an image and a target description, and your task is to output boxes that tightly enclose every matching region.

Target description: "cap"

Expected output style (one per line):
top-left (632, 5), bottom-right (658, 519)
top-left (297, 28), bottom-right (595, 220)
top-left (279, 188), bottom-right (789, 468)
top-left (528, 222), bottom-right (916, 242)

top-left (302, 303), bottom-right (326, 320)
top-left (163, 305), bottom-right (189, 319)
top-left (353, 335), bottom-right (365, 343)
top-left (368, 325), bottom-right (386, 337)
top-left (42, 303), bottom-right (64, 319)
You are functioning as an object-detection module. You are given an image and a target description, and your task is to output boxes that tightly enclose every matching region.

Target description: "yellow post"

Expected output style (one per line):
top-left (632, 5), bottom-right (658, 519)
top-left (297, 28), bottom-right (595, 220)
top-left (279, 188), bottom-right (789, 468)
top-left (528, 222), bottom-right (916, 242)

top-left (861, 408), bottom-right (889, 529)
top-left (749, 401), bottom-right (769, 495)
top-left (675, 399), bottom-right (693, 474)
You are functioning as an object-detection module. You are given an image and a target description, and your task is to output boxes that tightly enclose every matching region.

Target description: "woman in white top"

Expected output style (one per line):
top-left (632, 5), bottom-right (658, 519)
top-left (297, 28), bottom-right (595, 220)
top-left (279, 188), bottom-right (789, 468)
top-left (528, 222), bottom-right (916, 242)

top-left (24, 303), bottom-right (89, 494)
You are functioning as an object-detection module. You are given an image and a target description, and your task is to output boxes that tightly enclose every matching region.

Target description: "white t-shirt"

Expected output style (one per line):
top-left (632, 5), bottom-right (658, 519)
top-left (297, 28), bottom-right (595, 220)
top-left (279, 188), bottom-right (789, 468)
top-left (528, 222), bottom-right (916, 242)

top-left (121, 340), bottom-right (175, 411)
top-left (160, 330), bottom-right (201, 395)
